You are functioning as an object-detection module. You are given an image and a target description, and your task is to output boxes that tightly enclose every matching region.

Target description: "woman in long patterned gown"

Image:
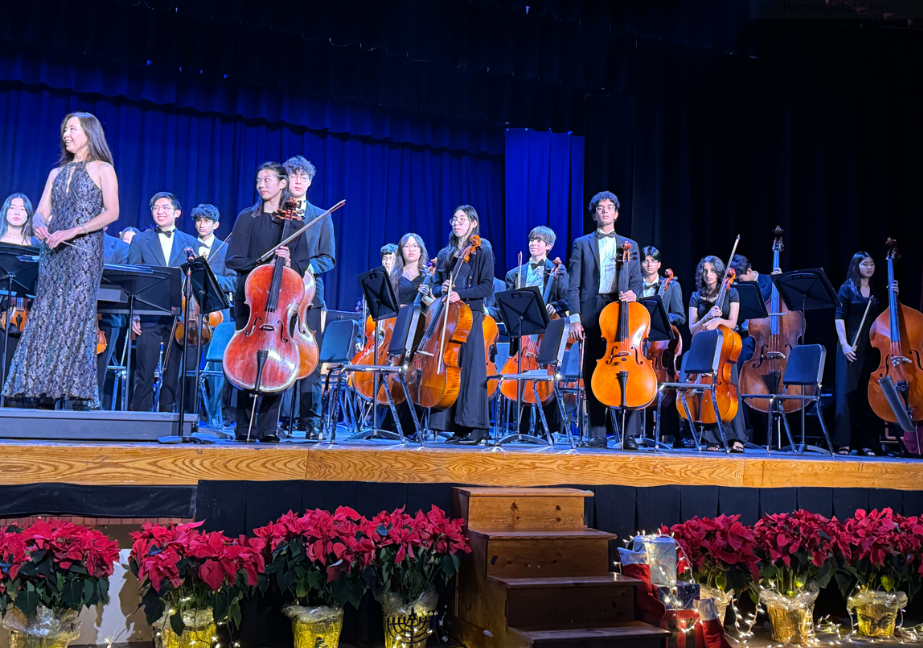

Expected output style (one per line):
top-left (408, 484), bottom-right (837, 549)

top-left (2, 113), bottom-right (120, 409)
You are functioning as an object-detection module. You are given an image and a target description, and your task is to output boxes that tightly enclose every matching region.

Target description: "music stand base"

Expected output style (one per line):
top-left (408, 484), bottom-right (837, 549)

top-left (496, 432), bottom-right (549, 446)
top-left (349, 428), bottom-right (402, 442)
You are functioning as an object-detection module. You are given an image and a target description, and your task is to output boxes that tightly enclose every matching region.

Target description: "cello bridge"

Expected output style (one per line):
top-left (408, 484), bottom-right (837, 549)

top-left (766, 351), bottom-right (786, 360)
top-left (892, 355), bottom-right (911, 366)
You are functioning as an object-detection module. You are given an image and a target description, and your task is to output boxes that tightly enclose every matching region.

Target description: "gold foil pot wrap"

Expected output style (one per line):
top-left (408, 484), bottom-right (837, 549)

top-left (698, 585), bottom-right (734, 626)
top-left (2, 606), bottom-right (80, 648)
top-left (379, 588), bottom-right (439, 648)
top-left (759, 584), bottom-right (818, 645)
top-left (156, 609), bottom-right (217, 648)
top-left (847, 588), bottom-right (907, 638)
top-left (283, 604), bottom-right (345, 648)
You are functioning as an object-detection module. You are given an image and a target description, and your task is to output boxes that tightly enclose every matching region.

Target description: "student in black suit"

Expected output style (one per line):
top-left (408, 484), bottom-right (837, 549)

top-left (127, 192), bottom-right (200, 413)
top-left (283, 156), bottom-right (336, 438)
top-left (96, 226), bottom-right (130, 409)
top-left (567, 191), bottom-right (643, 448)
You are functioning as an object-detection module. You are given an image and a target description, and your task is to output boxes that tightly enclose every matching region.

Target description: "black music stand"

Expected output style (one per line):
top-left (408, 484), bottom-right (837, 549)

top-left (160, 257), bottom-right (231, 444)
top-left (492, 287), bottom-right (551, 446)
top-left (736, 282), bottom-right (770, 320)
top-left (635, 295), bottom-right (677, 450)
top-left (349, 266), bottom-right (401, 440)
top-left (97, 266), bottom-right (182, 413)
top-left (0, 246), bottom-right (40, 407)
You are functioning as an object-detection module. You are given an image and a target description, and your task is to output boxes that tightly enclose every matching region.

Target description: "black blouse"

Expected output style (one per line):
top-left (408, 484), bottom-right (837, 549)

top-left (432, 240), bottom-right (495, 311)
top-left (397, 274), bottom-right (423, 306)
top-left (835, 282), bottom-right (880, 343)
top-left (690, 288), bottom-right (740, 322)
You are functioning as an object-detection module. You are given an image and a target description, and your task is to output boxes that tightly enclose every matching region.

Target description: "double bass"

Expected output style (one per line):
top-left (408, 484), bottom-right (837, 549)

top-left (498, 258), bottom-right (566, 405)
top-left (739, 227), bottom-right (809, 413)
top-left (646, 269), bottom-right (684, 406)
top-left (406, 236), bottom-right (482, 410)
top-left (868, 238), bottom-right (923, 424)
top-left (591, 242), bottom-right (658, 410)
top-left (677, 244), bottom-right (742, 425)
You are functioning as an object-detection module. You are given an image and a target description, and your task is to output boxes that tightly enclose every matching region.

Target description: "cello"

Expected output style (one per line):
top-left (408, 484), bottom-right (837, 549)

top-left (868, 238), bottom-right (923, 424)
top-left (498, 258), bottom-right (566, 405)
top-left (406, 236), bottom-right (481, 410)
top-left (739, 227), bottom-right (809, 413)
top-left (591, 242), bottom-right (658, 410)
top-left (677, 248), bottom-right (743, 425)
top-left (387, 261), bottom-right (437, 406)
top-left (646, 269), bottom-right (684, 406)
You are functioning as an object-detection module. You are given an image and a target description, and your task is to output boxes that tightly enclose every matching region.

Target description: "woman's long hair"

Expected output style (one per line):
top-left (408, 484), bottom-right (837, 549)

top-left (391, 232), bottom-right (429, 290)
top-left (695, 255), bottom-right (725, 297)
top-left (437, 204), bottom-right (482, 270)
top-left (58, 113), bottom-right (114, 166)
top-left (0, 193), bottom-right (35, 242)
top-left (845, 251), bottom-right (872, 292)
top-left (250, 162), bottom-right (291, 217)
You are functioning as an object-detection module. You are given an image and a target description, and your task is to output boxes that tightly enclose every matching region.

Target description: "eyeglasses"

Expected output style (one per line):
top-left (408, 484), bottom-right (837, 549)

top-left (152, 205), bottom-right (174, 213)
top-left (450, 217), bottom-right (470, 226)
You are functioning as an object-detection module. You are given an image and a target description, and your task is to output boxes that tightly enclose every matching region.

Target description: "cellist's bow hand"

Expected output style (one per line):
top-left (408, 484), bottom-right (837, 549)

top-left (569, 321), bottom-right (585, 341)
top-left (841, 342), bottom-right (857, 363)
top-left (447, 291), bottom-right (461, 304)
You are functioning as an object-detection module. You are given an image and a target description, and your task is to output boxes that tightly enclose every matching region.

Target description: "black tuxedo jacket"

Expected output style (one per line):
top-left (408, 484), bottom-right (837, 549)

top-left (127, 227), bottom-right (200, 328)
top-left (566, 232), bottom-right (643, 327)
top-left (504, 259), bottom-right (569, 315)
top-left (200, 236), bottom-right (237, 294)
top-left (103, 233), bottom-right (129, 265)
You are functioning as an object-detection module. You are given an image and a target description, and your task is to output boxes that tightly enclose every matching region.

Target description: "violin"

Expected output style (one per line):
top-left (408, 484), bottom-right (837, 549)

top-left (498, 258), bottom-right (566, 405)
top-left (677, 242), bottom-right (743, 425)
top-left (868, 238), bottom-right (923, 424)
top-left (406, 237), bottom-right (482, 410)
top-left (0, 296), bottom-right (30, 338)
top-left (739, 227), bottom-right (809, 413)
top-left (223, 199), bottom-right (343, 394)
top-left (646, 269), bottom-right (684, 407)
top-left (591, 242), bottom-right (658, 409)
top-left (483, 313), bottom-right (500, 400)
top-left (95, 315), bottom-right (107, 355)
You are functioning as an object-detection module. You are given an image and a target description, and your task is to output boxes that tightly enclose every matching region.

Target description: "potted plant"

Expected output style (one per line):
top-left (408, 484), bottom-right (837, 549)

top-left (664, 514), bottom-right (760, 624)
top-left (0, 519), bottom-right (120, 647)
top-left (129, 520), bottom-right (265, 648)
top-left (751, 510), bottom-right (848, 644)
top-left (362, 506), bottom-right (470, 648)
top-left (256, 507), bottom-right (375, 647)
top-left (839, 509), bottom-right (923, 637)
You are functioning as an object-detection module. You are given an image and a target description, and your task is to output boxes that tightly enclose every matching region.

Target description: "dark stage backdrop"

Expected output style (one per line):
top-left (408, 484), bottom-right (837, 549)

top-left (0, 82), bottom-right (505, 311)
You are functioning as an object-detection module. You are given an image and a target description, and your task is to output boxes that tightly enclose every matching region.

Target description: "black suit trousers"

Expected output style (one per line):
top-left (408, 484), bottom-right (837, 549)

top-left (298, 307), bottom-right (324, 422)
top-left (130, 322), bottom-right (190, 413)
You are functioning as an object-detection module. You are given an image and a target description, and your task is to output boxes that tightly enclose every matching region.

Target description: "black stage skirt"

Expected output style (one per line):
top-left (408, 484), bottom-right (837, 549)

top-left (429, 310), bottom-right (490, 432)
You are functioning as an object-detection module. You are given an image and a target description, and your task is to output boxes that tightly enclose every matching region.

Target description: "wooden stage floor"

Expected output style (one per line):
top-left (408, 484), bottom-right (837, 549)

top-left (0, 437), bottom-right (920, 491)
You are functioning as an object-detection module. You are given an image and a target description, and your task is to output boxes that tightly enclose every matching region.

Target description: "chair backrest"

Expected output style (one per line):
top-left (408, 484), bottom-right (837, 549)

top-left (205, 322), bottom-right (236, 362)
top-left (387, 305), bottom-right (417, 357)
top-left (682, 329), bottom-right (724, 375)
top-left (561, 343), bottom-right (582, 380)
top-left (320, 319), bottom-right (359, 364)
top-left (782, 344), bottom-right (826, 385)
top-left (536, 318), bottom-right (569, 368)
top-left (493, 341), bottom-right (511, 370)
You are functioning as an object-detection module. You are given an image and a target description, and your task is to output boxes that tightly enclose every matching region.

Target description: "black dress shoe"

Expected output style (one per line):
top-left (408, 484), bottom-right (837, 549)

top-left (261, 434), bottom-right (281, 444)
top-left (459, 432), bottom-right (488, 446)
top-left (445, 435), bottom-right (465, 445)
top-left (581, 437), bottom-right (609, 449)
top-left (622, 436), bottom-right (639, 451)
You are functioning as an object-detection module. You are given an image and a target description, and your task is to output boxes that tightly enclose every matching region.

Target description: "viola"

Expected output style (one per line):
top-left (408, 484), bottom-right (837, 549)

top-left (739, 227), bottom-right (809, 413)
top-left (1, 296), bottom-right (30, 338)
top-left (646, 269), bottom-right (684, 407)
top-left (223, 199), bottom-right (343, 393)
top-left (677, 242), bottom-right (743, 425)
top-left (406, 237), bottom-right (482, 410)
top-left (498, 257), bottom-right (566, 405)
top-left (95, 315), bottom-right (107, 355)
top-left (868, 238), bottom-right (923, 424)
top-left (174, 236), bottom-right (231, 347)
top-left (483, 313), bottom-right (500, 399)
top-left (591, 242), bottom-right (658, 409)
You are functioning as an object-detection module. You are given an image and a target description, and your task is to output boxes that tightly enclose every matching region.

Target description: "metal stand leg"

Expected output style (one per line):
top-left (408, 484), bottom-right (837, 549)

top-left (677, 391), bottom-right (702, 451)
top-left (496, 378), bottom-right (550, 446)
top-left (397, 373), bottom-right (424, 446)
top-left (815, 396), bottom-right (834, 456)
top-left (710, 385), bottom-right (730, 454)
top-left (532, 383), bottom-right (554, 446)
top-left (552, 384), bottom-right (574, 449)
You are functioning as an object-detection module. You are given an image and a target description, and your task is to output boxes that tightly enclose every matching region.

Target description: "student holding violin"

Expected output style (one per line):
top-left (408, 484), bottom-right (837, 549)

top-left (225, 162), bottom-right (312, 442)
top-left (687, 255), bottom-right (747, 452)
top-left (283, 155), bottom-right (336, 439)
top-left (833, 252), bottom-right (898, 456)
top-left (428, 205), bottom-right (495, 446)
top-left (568, 191), bottom-right (643, 448)
top-left (391, 233), bottom-right (432, 306)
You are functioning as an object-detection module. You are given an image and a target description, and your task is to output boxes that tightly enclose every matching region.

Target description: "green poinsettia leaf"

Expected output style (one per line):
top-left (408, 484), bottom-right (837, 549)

top-left (170, 611), bottom-right (186, 637)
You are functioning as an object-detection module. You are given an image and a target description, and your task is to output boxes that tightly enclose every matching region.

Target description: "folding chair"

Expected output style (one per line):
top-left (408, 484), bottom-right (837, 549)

top-left (315, 319), bottom-right (360, 444)
top-left (655, 329), bottom-right (730, 453)
top-left (196, 321), bottom-right (235, 431)
top-left (489, 319), bottom-right (573, 448)
top-left (743, 344), bottom-right (833, 456)
top-left (557, 341), bottom-right (586, 444)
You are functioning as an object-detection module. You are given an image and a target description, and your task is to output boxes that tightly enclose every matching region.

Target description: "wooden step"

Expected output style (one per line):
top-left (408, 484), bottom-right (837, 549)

top-left (453, 487), bottom-right (591, 532)
top-left (490, 574), bottom-right (638, 630)
top-left (511, 622), bottom-right (671, 648)
top-left (471, 529), bottom-right (614, 578)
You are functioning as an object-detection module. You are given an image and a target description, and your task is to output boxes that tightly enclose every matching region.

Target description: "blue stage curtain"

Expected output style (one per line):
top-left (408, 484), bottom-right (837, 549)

top-left (0, 82), bottom-right (504, 311)
top-left (502, 129), bottom-right (585, 275)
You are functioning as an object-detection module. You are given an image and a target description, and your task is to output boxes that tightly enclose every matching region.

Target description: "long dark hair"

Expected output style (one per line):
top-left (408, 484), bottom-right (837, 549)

top-left (695, 255), bottom-right (725, 298)
top-left (0, 194), bottom-right (34, 242)
top-left (391, 233), bottom-right (429, 290)
top-left (251, 162), bottom-right (291, 216)
top-left (845, 251), bottom-right (873, 292)
top-left (58, 113), bottom-right (114, 166)
top-left (438, 205), bottom-right (481, 270)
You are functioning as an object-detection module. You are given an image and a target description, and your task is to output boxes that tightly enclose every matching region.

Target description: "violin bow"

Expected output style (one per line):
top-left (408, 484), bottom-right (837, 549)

top-left (255, 199), bottom-right (346, 265)
top-left (851, 298), bottom-right (874, 349)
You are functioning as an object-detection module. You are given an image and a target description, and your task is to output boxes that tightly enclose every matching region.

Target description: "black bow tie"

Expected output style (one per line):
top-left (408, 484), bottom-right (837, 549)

top-left (596, 231), bottom-right (618, 239)
top-left (199, 242), bottom-right (211, 249)
top-left (530, 262), bottom-right (545, 271)
top-left (156, 228), bottom-right (174, 239)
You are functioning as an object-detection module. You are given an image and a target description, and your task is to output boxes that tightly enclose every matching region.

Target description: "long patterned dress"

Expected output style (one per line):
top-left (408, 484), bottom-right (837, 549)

top-left (2, 161), bottom-right (105, 406)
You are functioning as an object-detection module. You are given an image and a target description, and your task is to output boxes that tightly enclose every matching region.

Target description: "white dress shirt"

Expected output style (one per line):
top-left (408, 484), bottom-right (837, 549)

top-left (197, 234), bottom-right (214, 259)
top-left (598, 230), bottom-right (619, 294)
top-left (158, 227), bottom-right (175, 265)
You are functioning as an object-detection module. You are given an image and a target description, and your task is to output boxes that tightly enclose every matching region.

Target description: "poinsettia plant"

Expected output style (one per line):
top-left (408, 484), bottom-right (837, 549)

top-left (255, 507), bottom-right (374, 609)
top-left (362, 506), bottom-right (470, 604)
top-left (663, 514), bottom-right (759, 593)
top-left (750, 510), bottom-right (848, 598)
top-left (836, 509), bottom-right (923, 601)
top-left (0, 519), bottom-right (119, 617)
top-left (128, 521), bottom-right (265, 637)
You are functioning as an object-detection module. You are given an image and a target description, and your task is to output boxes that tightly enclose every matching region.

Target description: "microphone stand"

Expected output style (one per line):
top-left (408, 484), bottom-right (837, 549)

top-left (161, 248), bottom-right (196, 442)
